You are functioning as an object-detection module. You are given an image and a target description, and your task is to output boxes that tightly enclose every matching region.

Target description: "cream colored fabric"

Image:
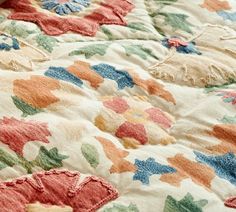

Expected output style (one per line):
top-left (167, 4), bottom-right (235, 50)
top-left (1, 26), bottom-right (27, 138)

top-left (0, 0), bottom-right (235, 211)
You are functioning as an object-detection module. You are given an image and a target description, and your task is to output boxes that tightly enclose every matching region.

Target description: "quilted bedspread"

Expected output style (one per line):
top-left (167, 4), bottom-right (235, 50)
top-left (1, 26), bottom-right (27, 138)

top-left (0, 0), bottom-right (236, 211)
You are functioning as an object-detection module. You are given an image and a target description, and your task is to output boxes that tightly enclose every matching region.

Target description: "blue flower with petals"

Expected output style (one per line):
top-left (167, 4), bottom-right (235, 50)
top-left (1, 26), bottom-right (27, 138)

top-left (194, 151), bottom-right (236, 186)
top-left (45, 66), bottom-right (83, 87)
top-left (41, 0), bottom-right (90, 15)
top-left (92, 63), bottom-right (135, 90)
top-left (133, 157), bottom-right (176, 185)
top-left (0, 34), bottom-right (20, 51)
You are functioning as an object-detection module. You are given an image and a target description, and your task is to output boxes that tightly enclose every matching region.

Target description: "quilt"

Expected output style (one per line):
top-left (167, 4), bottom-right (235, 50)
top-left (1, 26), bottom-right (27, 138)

top-left (0, 0), bottom-right (236, 211)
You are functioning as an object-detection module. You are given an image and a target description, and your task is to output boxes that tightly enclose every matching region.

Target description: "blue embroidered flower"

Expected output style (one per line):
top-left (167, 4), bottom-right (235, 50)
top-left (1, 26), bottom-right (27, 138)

top-left (45, 66), bottom-right (83, 87)
top-left (194, 151), bottom-right (236, 186)
top-left (92, 63), bottom-right (135, 90)
top-left (217, 11), bottom-right (236, 22)
top-left (133, 157), bottom-right (176, 185)
top-left (0, 34), bottom-right (20, 51)
top-left (41, 0), bottom-right (90, 15)
top-left (162, 37), bottom-right (202, 55)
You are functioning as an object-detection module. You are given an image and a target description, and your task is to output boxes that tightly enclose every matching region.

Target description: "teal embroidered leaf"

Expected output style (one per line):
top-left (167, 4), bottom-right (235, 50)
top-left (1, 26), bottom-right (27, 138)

top-left (12, 96), bottom-right (43, 117)
top-left (33, 146), bottom-right (69, 170)
top-left (164, 193), bottom-right (208, 212)
top-left (103, 203), bottom-right (139, 212)
top-left (122, 44), bottom-right (159, 60)
top-left (159, 13), bottom-right (193, 33)
top-left (69, 44), bottom-right (110, 59)
top-left (220, 115), bottom-right (236, 124)
top-left (81, 143), bottom-right (99, 168)
top-left (36, 34), bottom-right (58, 53)
top-left (5, 21), bottom-right (36, 38)
top-left (101, 27), bottom-right (114, 40)
top-left (127, 22), bottom-right (151, 33)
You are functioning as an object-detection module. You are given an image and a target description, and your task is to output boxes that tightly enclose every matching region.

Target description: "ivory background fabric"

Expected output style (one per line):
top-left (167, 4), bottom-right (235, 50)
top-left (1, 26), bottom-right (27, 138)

top-left (0, 0), bottom-right (236, 211)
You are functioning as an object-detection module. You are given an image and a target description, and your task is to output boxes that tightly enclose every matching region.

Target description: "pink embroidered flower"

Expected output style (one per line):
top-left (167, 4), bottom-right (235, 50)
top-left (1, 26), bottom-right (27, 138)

top-left (1, 0), bottom-right (134, 36)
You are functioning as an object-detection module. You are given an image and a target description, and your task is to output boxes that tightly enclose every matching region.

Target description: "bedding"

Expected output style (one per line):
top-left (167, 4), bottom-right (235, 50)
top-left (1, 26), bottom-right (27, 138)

top-left (0, 0), bottom-right (236, 211)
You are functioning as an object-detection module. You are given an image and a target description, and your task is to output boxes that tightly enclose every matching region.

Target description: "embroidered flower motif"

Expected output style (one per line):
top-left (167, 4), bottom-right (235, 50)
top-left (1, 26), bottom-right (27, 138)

top-left (162, 37), bottom-right (202, 55)
top-left (217, 90), bottom-right (236, 105)
top-left (1, 0), bottom-right (134, 36)
top-left (95, 96), bottom-right (175, 149)
top-left (0, 33), bottom-right (20, 51)
top-left (41, 0), bottom-right (90, 16)
top-left (133, 157), bottom-right (176, 185)
top-left (0, 170), bottom-right (118, 211)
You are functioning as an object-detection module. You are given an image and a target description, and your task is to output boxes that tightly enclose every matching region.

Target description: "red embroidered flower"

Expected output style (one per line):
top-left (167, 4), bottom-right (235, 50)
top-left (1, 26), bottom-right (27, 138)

top-left (0, 170), bottom-right (118, 212)
top-left (1, 0), bottom-right (134, 36)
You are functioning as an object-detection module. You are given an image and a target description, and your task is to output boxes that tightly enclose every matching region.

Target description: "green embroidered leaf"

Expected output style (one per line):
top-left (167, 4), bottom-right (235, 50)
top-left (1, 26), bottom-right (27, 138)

top-left (5, 21), bottom-right (36, 38)
top-left (69, 44), bottom-right (110, 59)
top-left (36, 34), bottom-right (58, 53)
top-left (12, 96), bottom-right (43, 117)
top-left (33, 146), bottom-right (69, 170)
top-left (205, 78), bottom-right (236, 93)
top-left (103, 203), bottom-right (139, 212)
top-left (159, 12), bottom-right (193, 33)
top-left (81, 143), bottom-right (99, 168)
top-left (220, 115), bottom-right (236, 124)
top-left (0, 148), bottom-right (33, 173)
top-left (127, 22), bottom-right (151, 33)
top-left (0, 148), bottom-right (18, 170)
top-left (17, 155), bottom-right (33, 174)
top-left (154, 25), bottom-right (166, 36)
top-left (122, 44), bottom-right (159, 60)
top-left (164, 193), bottom-right (208, 212)
top-left (0, 15), bottom-right (5, 23)
top-left (154, 0), bottom-right (178, 5)
top-left (101, 27), bottom-right (114, 40)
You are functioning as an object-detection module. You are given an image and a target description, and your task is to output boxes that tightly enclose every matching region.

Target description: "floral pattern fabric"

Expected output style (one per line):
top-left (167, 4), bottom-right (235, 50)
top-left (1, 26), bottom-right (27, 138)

top-left (0, 0), bottom-right (236, 211)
